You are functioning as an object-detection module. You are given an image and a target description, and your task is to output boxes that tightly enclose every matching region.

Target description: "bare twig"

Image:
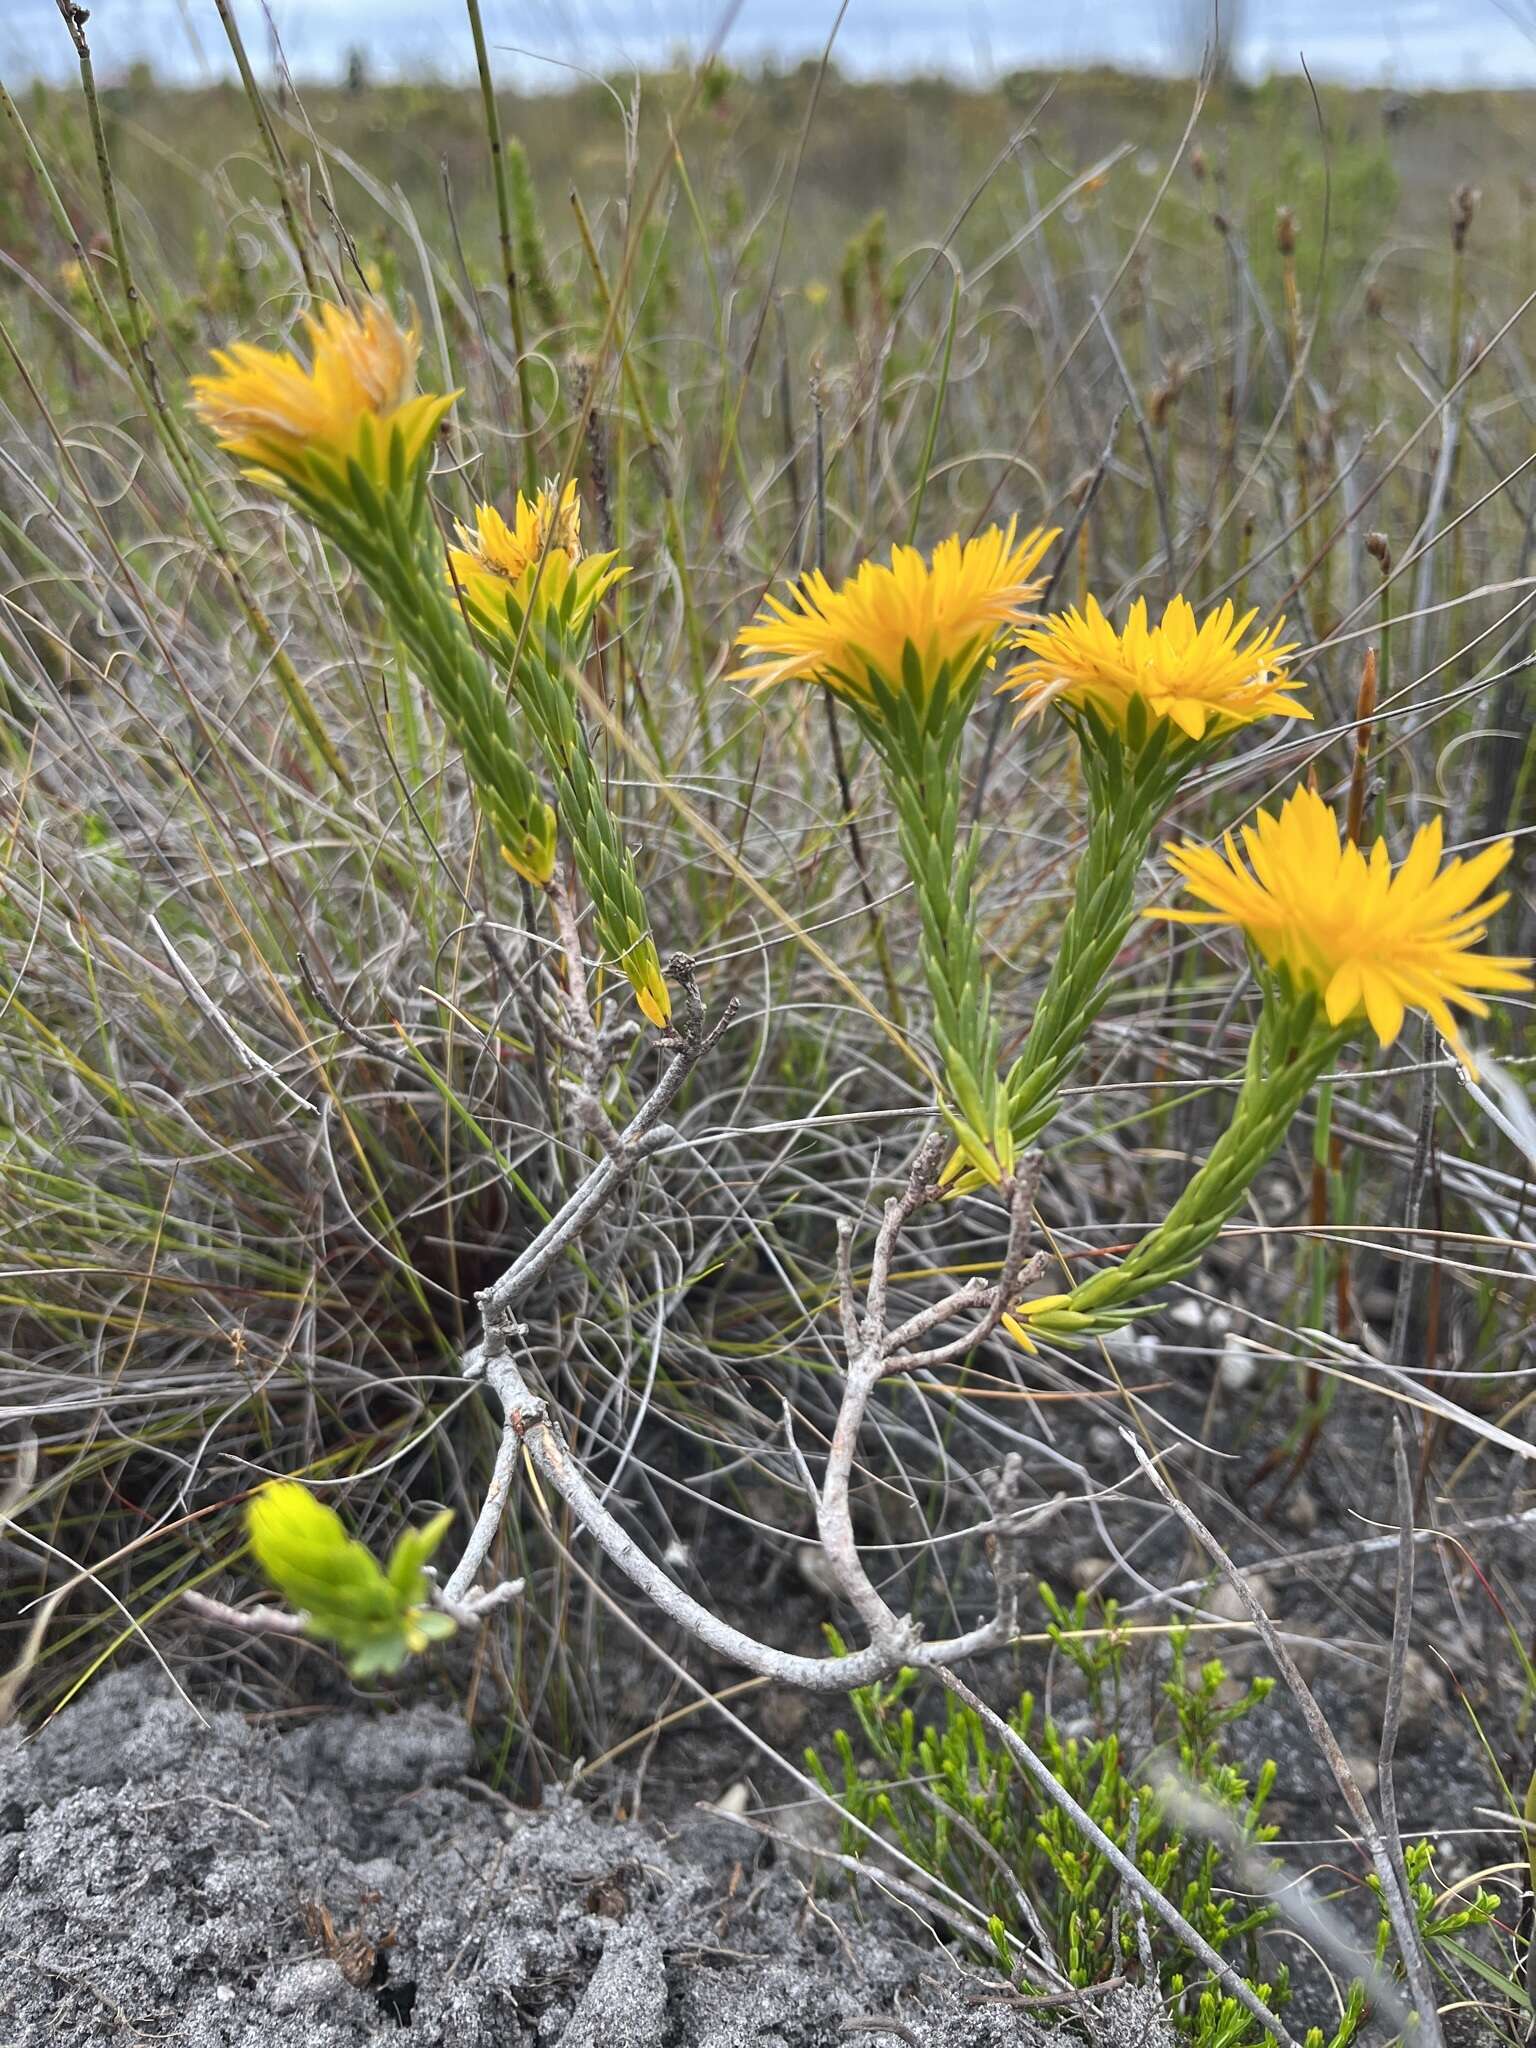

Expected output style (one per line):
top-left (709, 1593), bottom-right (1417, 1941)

top-left (546, 867), bottom-right (605, 1085)
top-left (429, 1574), bottom-right (525, 1627)
top-left (815, 1141), bottom-right (1046, 1640)
top-left (459, 1321), bottom-right (1007, 1688)
top-left (451, 1124), bottom-right (1048, 1691)
top-left (1389, 1018), bottom-right (1439, 1377)
top-left (442, 972), bottom-right (736, 1607)
top-left (469, 963), bottom-right (733, 1338)
top-left (181, 1588), bottom-right (310, 1640)
top-left (152, 916), bottom-right (316, 1117)
top-left (297, 949), bottom-right (424, 1080)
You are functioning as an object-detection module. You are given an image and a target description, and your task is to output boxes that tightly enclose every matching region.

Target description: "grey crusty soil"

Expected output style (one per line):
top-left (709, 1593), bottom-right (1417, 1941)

top-left (0, 1670), bottom-right (1141, 2048)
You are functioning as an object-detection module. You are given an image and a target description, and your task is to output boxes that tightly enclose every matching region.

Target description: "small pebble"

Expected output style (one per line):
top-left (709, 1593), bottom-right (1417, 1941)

top-left (1281, 1623), bottom-right (1327, 1683)
top-left (1196, 1576), bottom-right (1270, 1676)
top-left (1218, 1332), bottom-right (1260, 1393)
top-left (759, 1688), bottom-right (809, 1746)
top-left (1086, 1423), bottom-right (1121, 1466)
top-left (1202, 1575), bottom-right (1270, 1624)
top-left (1381, 1649), bottom-right (1448, 1751)
top-left (1346, 1754), bottom-right (1380, 1799)
top-left (1280, 1486), bottom-right (1319, 1536)
top-left (1103, 1325), bottom-right (1160, 1370)
top-left (267, 1959), bottom-right (349, 2015)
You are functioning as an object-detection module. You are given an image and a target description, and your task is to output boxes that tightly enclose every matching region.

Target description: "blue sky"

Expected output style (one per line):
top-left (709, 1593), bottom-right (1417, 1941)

top-left (7, 0), bottom-right (1536, 88)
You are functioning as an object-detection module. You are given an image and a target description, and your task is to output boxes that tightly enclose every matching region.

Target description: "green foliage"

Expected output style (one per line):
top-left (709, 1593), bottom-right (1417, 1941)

top-left (247, 1481), bottom-right (456, 1679)
top-left (505, 135), bottom-right (563, 332)
top-left (1245, 116), bottom-right (1400, 310)
top-left (838, 208), bottom-right (890, 334)
top-left (861, 645), bottom-right (1015, 1181)
top-left (808, 1598), bottom-right (1285, 2041)
top-left (810, 1601), bottom-right (1498, 2045)
top-left (697, 56), bottom-right (735, 113)
top-left (1388, 1836), bottom-right (1499, 1944)
top-left (838, 233), bottom-right (861, 331)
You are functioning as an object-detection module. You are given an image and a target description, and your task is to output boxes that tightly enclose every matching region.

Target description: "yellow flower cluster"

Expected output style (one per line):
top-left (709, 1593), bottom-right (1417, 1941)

top-left (738, 533), bottom-right (1528, 1086)
top-left (730, 521), bottom-right (1057, 710)
top-left (1006, 593), bottom-right (1306, 741)
top-left (448, 478), bottom-right (625, 642)
top-left (1158, 784), bottom-right (1530, 1065)
top-left (191, 301), bottom-right (454, 489)
top-left (193, 303), bottom-right (664, 1032)
top-left (459, 476), bottom-right (584, 575)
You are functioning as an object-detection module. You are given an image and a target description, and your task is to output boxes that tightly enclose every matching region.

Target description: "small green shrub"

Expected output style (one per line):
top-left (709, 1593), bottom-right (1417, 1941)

top-left (810, 1594), bottom-right (1502, 2044)
top-left (810, 1594), bottom-right (1297, 2045)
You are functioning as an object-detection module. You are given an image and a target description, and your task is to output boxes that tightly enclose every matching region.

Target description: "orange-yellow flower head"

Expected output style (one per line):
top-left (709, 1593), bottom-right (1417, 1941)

top-left (1156, 783), bottom-right (1531, 1065)
top-left (729, 521), bottom-right (1058, 714)
top-left (192, 300), bottom-right (454, 490)
top-left (1007, 593), bottom-right (1307, 743)
top-left (448, 480), bottom-right (625, 644)
top-left (456, 477), bottom-right (585, 581)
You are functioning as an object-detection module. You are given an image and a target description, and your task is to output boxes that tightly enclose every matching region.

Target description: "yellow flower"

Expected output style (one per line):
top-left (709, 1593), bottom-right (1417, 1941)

top-left (1006, 593), bottom-right (1307, 742)
top-left (1156, 783), bottom-right (1531, 1063)
top-left (448, 480), bottom-right (624, 642)
top-left (729, 521), bottom-right (1058, 713)
top-left (457, 477), bottom-right (584, 580)
top-left (192, 300), bottom-right (454, 489)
